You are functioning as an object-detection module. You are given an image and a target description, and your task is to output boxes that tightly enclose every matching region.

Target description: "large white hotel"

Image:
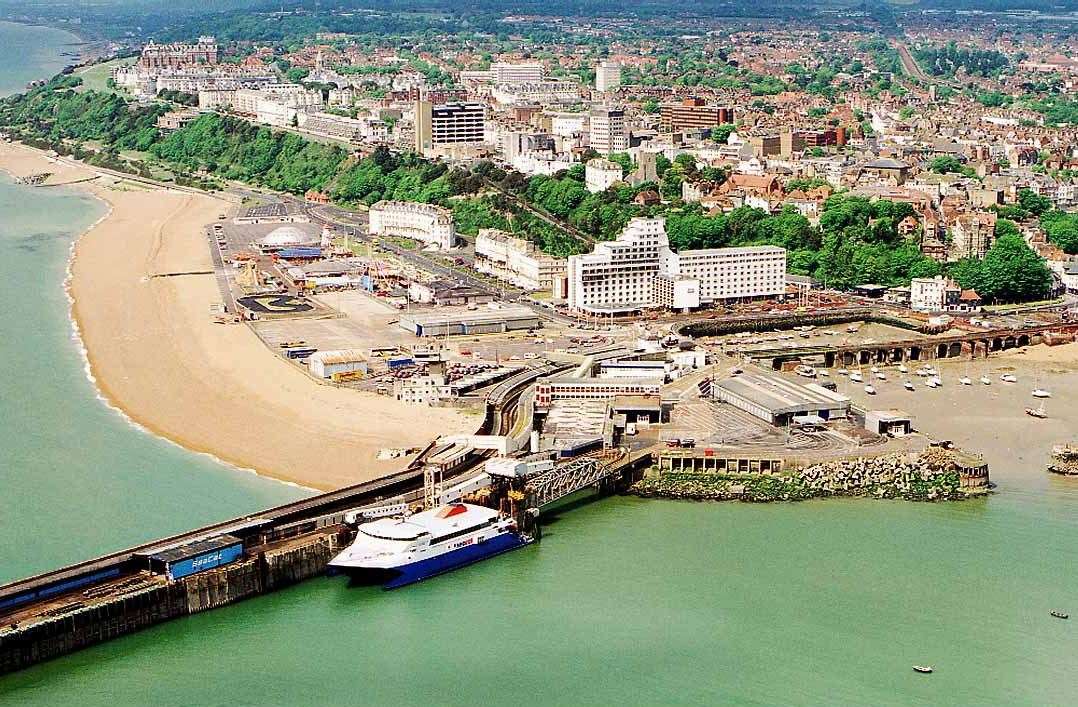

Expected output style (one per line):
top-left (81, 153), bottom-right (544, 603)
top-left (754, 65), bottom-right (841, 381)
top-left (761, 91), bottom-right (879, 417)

top-left (567, 217), bottom-right (786, 313)
top-left (368, 201), bottom-right (457, 250)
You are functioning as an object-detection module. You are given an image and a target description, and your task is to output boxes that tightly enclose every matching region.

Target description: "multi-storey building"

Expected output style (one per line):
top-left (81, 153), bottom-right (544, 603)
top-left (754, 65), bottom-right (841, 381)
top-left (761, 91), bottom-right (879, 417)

top-left (950, 212), bottom-right (997, 260)
top-left (595, 61), bottom-right (622, 92)
top-left (231, 84), bottom-right (323, 116)
top-left (585, 157), bottom-right (624, 193)
top-left (589, 107), bottom-right (628, 155)
top-left (491, 62), bottom-right (544, 84)
top-left (474, 229), bottom-right (567, 292)
top-left (658, 245), bottom-right (787, 306)
top-left (567, 217), bottom-right (669, 313)
top-left (659, 98), bottom-right (735, 133)
top-left (534, 377), bottom-right (663, 411)
top-left (491, 81), bottom-right (580, 106)
top-left (369, 201), bottom-right (456, 250)
top-left (567, 218), bottom-right (787, 313)
top-left (138, 36), bottom-right (218, 70)
top-left (414, 100), bottom-right (486, 156)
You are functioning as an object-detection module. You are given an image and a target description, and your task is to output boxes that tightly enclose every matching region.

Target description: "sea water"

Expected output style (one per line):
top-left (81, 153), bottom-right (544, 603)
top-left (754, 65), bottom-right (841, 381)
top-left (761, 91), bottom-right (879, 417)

top-left (1, 21), bottom-right (1077, 706)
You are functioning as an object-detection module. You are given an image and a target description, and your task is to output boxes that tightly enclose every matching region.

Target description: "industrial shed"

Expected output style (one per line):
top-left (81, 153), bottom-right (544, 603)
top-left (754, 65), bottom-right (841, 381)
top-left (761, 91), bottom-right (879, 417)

top-left (307, 349), bottom-right (368, 379)
top-left (398, 306), bottom-right (540, 337)
top-left (714, 373), bottom-right (850, 426)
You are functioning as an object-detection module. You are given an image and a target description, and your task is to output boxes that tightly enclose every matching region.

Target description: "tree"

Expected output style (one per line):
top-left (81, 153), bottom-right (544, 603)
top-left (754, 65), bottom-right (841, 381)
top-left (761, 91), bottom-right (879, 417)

top-left (1017, 188), bottom-right (1052, 217)
top-left (1041, 210), bottom-right (1078, 254)
top-left (930, 155), bottom-right (965, 174)
top-left (975, 234), bottom-right (1052, 302)
top-left (710, 123), bottom-right (736, 144)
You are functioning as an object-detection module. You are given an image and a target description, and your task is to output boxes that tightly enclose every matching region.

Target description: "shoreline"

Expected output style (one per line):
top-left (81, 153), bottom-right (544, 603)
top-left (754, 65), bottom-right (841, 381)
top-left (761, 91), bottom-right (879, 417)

top-left (0, 142), bottom-right (474, 491)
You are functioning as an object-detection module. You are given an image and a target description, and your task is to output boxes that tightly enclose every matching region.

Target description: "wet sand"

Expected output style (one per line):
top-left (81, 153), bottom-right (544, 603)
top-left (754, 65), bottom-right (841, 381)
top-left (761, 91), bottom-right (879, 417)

top-left (0, 142), bottom-right (474, 491)
top-left (837, 343), bottom-right (1078, 487)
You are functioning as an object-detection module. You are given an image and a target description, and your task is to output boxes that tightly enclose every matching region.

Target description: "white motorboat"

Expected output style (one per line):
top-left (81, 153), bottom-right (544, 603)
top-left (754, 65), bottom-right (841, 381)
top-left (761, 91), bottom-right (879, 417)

top-left (898, 364), bottom-right (909, 374)
top-left (904, 380), bottom-right (915, 391)
top-left (837, 368), bottom-right (849, 376)
top-left (1000, 373), bottom-right (1017, 383)
top-left (980, 375), bottom-right (992, 385)
top-left (850, 371), bottom-right (863, 383)
top-left (876, 372), bottom-right (886, 380)
top-left (864, 384), bottom-right (877, 395)
top-left (959, 376), bottom-right (972, 386)
top-left (1032, 389), bottom-right (1051, 398)
top-left (870, 366), bottom-right (879, 373)
top-left (925, 379), bottom-right (938, 388)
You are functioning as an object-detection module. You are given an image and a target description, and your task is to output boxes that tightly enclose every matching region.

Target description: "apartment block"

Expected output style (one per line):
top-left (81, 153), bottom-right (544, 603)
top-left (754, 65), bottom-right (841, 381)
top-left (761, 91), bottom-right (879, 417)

top-left (415, 100), bottom-right (486, 156)
top-left (589, 107), bottom-right (629, 155)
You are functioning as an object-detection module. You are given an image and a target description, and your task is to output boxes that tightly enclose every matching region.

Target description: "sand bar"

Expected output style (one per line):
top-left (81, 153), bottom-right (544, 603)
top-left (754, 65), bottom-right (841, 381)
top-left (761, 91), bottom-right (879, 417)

top-left (0, 142), bottom-right (474, 491)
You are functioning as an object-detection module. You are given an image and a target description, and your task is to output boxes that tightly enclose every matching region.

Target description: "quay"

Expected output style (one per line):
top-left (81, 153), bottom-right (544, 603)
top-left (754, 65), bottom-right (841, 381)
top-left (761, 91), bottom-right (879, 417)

top-left (0, 356), bottom-right (643, 676)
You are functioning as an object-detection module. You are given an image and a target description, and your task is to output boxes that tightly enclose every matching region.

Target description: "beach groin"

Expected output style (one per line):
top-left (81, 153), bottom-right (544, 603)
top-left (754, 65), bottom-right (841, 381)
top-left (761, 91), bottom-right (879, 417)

top-left (632, 447), bottom-right (989, 502)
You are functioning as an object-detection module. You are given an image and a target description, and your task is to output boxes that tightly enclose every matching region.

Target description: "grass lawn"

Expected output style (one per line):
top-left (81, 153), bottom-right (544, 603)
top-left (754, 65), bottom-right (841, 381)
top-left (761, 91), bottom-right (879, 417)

top-left (75, 57), bottom-right (136, 95)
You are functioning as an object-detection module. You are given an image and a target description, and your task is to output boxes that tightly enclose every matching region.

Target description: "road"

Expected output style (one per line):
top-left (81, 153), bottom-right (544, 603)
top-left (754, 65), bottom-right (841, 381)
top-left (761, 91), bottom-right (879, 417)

top-left (303, 202), bottom-right (579, 326)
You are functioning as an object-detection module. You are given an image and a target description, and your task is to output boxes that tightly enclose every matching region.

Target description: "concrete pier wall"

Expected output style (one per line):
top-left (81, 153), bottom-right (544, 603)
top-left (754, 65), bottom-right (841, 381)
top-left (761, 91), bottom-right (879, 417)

top-left (0, 528), bottom-right (350, 675)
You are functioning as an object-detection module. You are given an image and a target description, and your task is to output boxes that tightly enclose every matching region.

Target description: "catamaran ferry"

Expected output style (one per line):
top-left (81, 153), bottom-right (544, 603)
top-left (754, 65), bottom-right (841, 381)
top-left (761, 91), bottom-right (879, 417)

top-left (328, 503), bottom-right (532, 589)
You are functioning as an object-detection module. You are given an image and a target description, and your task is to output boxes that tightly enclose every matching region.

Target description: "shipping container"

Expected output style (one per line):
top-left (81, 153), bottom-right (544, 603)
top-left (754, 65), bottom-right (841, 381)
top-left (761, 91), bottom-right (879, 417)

top-left (557, 438), bottom-right (603, 459)
top-left (146, 535), bottom-right (244, 581)
top-left (387, 357), bottom-right (415, 370)
top-left (284, 347), bottom-right (318, 359)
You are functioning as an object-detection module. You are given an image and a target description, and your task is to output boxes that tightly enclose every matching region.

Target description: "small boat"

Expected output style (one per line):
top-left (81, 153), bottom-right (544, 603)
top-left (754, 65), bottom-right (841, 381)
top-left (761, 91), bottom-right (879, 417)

top-left (1032, 389), bottom-right (1051, 398)
top-left (925, 379), bottom-right (938, 388)
top-left (913, 666), bottom-right (933, 674)
top-left (915, 367), bottom-right (930, 377)
top-left (851, 372), bottom-right (864, 383)
top-left (837, 368), bottom-right (849, 376)
top-left (870, 366), bottom-right (879, 373)
top-left (1000, 373), bottom-right (1017, 383)
top-left (1051, 611), bottom-right (1069, 619)
top-left (876, 372), bottom-right (886, 380)
top-left (899, 364), bottom-right (909, 374)
top-left (864, 384), bottom-right (877, 395)
top-left (904, 380), bottom-right (915, 391)
top-left (959, 376), bottom-right (972, 386)
top-left (818, 370), bottom-right (830, 377)
top-left (925, 367), bottom-right (938, 376)
top-left (930, 376), bottom-right (942, 387)
top-left (1025, 406), bottom-right (1047, 419)
top-left (980, 375), bottom-right (992, 386)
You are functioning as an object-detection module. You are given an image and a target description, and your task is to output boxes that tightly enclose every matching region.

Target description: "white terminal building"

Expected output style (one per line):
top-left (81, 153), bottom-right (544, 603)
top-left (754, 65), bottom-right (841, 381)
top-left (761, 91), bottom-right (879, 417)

top-left (368, 200), bottom-right (456, 250)
top-left (567, 217), bottom-right (786, 314)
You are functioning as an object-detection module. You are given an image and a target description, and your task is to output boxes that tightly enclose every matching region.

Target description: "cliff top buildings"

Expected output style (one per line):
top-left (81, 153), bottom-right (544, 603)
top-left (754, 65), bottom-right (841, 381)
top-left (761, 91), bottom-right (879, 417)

top-left (138, 36), bottom-right (218, 69)
top-left (368, 201), bottom-right (457, 250)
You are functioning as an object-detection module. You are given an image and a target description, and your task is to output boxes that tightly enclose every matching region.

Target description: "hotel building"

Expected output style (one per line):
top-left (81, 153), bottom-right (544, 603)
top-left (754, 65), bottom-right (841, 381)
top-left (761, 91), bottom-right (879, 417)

top-left (368, 201), bottom-right (456, 250)
top-left (474, 229), bottom-right (567, 292)
top-left (567, 217), bottom-right (786, 313)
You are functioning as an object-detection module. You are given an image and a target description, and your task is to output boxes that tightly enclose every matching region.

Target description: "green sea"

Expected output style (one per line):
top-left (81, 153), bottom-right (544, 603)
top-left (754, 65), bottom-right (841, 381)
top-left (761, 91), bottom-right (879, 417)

top-left (2, 21), bottom-right (1078, 706)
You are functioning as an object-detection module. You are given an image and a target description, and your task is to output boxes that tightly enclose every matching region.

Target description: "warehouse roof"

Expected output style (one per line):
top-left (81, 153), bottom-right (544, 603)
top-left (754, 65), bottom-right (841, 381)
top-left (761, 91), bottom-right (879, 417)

top-left (716, 373), bottom-right (850, 415)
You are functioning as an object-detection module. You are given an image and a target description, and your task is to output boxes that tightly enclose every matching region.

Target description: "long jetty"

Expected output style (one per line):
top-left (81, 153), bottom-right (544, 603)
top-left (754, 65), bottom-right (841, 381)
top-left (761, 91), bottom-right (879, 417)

top-left (0, 358), bottom-right (582, 675)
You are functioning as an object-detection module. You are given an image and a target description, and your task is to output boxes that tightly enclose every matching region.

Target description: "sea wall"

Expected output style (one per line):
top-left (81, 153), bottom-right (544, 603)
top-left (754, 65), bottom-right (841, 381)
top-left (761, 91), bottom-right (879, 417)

top-left (0, 528), bottom-right (349, 674)
top-left (633, 449), bottom-right (988, 502)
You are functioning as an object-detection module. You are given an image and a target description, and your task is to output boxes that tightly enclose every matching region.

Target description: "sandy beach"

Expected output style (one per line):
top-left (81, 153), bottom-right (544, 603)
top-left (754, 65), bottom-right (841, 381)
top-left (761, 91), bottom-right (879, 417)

top-left (0, 142), bottom-right (474, 491)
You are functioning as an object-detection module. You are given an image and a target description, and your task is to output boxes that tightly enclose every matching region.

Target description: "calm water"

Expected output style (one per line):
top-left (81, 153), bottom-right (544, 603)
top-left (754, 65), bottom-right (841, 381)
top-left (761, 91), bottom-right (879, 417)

top-left (2, 23), bottom-right (1078, 707)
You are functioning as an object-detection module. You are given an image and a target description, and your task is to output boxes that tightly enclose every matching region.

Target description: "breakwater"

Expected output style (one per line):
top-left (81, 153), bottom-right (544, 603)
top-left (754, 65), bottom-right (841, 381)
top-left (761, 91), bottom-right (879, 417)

top-left (0, 528), bottom-right (348, 674)
top-left (632, 447), bottom-right (989, 502)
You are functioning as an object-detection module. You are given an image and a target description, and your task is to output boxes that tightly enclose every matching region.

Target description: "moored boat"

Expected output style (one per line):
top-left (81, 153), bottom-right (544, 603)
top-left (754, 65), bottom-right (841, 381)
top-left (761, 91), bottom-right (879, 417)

top-left (1032, 389), bottom-right (1051, 399)
top-left (1051, 610), bottom-right (1069, 619)
top-left (913, 665), bottom-right (933, 674)
top-left (904, 380), bottom-right (915, 391)
top-left (328, 503), bottom-right (532, 589)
